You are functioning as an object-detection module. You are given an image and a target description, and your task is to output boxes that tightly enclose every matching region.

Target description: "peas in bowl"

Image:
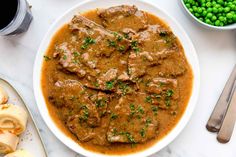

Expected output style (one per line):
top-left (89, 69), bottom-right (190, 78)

top-left (181, 0), bottom-right (236, 30)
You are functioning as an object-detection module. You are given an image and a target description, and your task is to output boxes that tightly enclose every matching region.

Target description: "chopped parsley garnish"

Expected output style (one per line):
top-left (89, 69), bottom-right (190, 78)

top-left (72, 59), bottom-right (79, 64)
top-left (93, 81), bottom-right (99, 87)
top-left (43, 55), bottom-right (51, 61)
top-left (95, 99), bottom-right (106, 108)
top-left (129, 103), bottom-right (136, 118)
top-left (145, 96), bottom-right (153, 103)
top-left (85, 37), bottom-right (96, 44)
top-left (166, 89), bottom-right (174, 97)
top-left (118, 81), bottom-right (130, 95)
top-left (159, 82), bottom-right (165, 87)
top-left (126, 132), bottom-right (135, 143)
top-left (131, 40), bottom-right (140, 53)
top-left (140, 128), bottom-right (146, 137)
top-left (165, 99), bottom-right (171, 106)
top-left (137, 114), bottom-right (142, 119)
top-left (123, 33), bottom-right (129, 39)
top-left (111, 113), bottom-right (118, 120)
top-left (105, 81), bottom-right (114, 89)
top-left (81, 44), bottom-right (87, 50)
top-left (130, 103), bottom-right (135, 111)
top-left (81, 37), bottom-right (95, 49)
top-left (118, 131), bottom-right (136, 143)
top-left (107, 39), bottom-right (117, 47)
top-left (131, 40), bottom-right (138, 47)
top-left (137, 105), bottom-right (144, 114)
top-left (83, 110), bottom-right (89, 120)
top-left (146, 118), bottom-right (152, 126)
top-left (79, 106), bottom-right (89, 121)
top-left (112, 128), bottom-right (118, 135)
top-left (117, 35), bottom-right (123, 41)
top-left (151, 105), bottom-right (158, 115)
top-left (133, 47), bottom-right (140, 52)
top-left (73, 51), bottom-right (80, 57)
top-left (118, 45), bottom-right (125, 52)
top-left (63, 55), bottom-right (67, 60)
top-left (113, 32), bottom-right (118, 36)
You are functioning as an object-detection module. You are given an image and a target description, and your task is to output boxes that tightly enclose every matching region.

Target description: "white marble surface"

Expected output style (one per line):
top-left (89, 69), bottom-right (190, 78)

top-left (0, 0), bottom-right (236, 157)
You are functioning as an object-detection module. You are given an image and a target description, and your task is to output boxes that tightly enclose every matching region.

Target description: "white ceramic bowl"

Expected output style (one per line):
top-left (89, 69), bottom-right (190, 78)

top-left (33, 0), bottom-right (200, 157)
top-left (180, 0), bottom-right (236, 30)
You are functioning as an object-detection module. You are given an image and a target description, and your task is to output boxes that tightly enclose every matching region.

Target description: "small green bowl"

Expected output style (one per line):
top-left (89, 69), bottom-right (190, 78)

top-left (181, 0), bottom-right (236, 30)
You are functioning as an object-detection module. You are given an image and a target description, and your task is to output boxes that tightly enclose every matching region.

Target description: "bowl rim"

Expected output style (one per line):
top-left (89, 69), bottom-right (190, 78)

top-left (180, 0), bottom-right (236, 30)
top-left (33, 0), bottom-right (200, 157)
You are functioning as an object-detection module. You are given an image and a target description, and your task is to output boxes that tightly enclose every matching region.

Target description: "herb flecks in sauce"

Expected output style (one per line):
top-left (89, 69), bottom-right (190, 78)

top-left (43, 55), bottom-right (51, 61)
top-left (42, 5), bottom-right (193, 155)
top-left (81, 37), bottom-right (96, 49)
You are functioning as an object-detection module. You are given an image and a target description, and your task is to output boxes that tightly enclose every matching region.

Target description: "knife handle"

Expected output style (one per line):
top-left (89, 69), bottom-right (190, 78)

top-left (206, 65), bottom-right (236, 132)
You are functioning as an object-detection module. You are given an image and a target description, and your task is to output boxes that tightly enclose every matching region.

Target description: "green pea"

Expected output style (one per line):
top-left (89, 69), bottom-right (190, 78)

top-left (189, 8), bottom-right (194, 13)
top-left (215, 20), bottom-right (221, 26)
top-left (199, 17), bottom-right (204, 21)
top-left (230, 4), bottom-right (235, 10)
top-left (212, 7), bottom-right (218, 13)
top-left (206, 12), bottom-right (213, 18)
top-left (217, 0), bottom-right (224, 5)
top-left (184, 0), bottom-right (236, 27)
top-left (224, 7), bottom-right (231, 12)
top-left (200, 0), bottom-right (206, 3)
top-left (205, 19), bottom-right (212, 24)
top-left (215, 4), bottom-right (221, 8)
top-left (189, 0), bottom-right (194, 4)
top-left (193, 6), bottom-right (198, 12)
top-left (186, 3), bottom-right (191, 9)
top-left (206, 2), bottom-right (212, 7)
top-left (226, 12), bottom-right (233, 19)
top-left (195, 13), bottom-right (201, 17)
top-left (202, 10), bottom-right (208, 16)
top-left (233, 14), bottom-right (236, 21)
top-left (219, 16), bottom-right (225, 21)
top-left (211, 15), bottom-right (217, 21)
top-left (197, 7), bottom-right (203, 13)
top-left (218, 7), bottom-right (224, 12)
top-left (207, 8), bottom-right (213, 13)
top-left (228, 19), bottom-right (233, 23)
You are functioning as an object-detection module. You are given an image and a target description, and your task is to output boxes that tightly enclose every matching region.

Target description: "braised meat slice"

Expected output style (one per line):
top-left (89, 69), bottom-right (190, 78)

top-left (127, 25), bottom-right (187, 81)
top-left (67, 114), bottom-right (110, 146)
top-left (145, 77), bottom-right (179, 109)
top-left (84, 68), bottom-right (118, 91)
top-left (48, 80), bottom-right (111, 145)
top-left (49, 79), bottom-right (100, 124)
top-left (53, 15), bottom-right (130, 78)
top-left (89, 91), bottom-right (111, 117)
top-left (127, 51), bottom-right (152, 81)
top-left (69, 15), bottom-right (130, 57)
top-left (48, 79), bottom-right (87, 108)
top-left (97, 5), bottom-right (147, 31)
top-left (53, 43), bottom-right (88, 78)
top-left (107, 92), bottom-right (159, 143)
top-left (155, 52), bottom-right (187, 77)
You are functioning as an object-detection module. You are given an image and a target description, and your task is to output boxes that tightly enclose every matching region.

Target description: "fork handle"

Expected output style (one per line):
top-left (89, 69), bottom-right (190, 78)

top-left (217, 86), bottom-right (236, 143)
